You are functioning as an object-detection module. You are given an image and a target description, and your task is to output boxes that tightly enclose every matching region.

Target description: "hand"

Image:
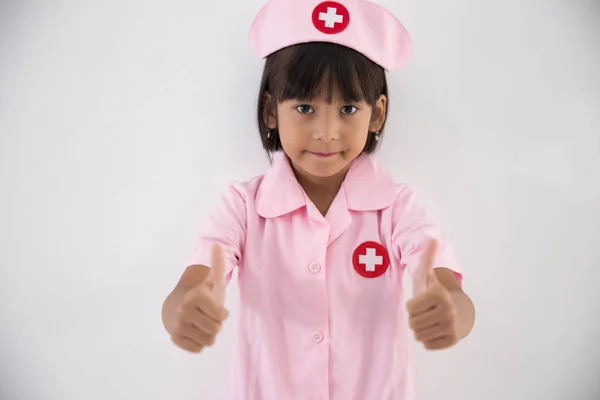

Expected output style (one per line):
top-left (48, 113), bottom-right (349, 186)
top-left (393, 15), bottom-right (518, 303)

top-left (171, 244), bottom-right (229, 353)
top-left (407, 239), bottom-right (459, 351)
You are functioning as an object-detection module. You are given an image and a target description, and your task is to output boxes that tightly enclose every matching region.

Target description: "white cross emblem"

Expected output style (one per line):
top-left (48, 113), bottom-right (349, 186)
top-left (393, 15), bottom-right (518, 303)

top-left (359, 248), bottom-right (383, 272)
top-left (319, 7), bottom-right (344, 28)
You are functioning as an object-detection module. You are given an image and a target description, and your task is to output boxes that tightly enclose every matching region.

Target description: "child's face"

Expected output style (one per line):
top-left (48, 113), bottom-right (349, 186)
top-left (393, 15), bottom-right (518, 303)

top-left (272, 92), bottom-right (386, 180)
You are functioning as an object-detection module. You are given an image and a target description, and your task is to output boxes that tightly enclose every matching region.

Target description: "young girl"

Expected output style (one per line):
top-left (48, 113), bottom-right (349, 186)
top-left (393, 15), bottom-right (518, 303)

top-left (162, 0), bottom-right (475, 398)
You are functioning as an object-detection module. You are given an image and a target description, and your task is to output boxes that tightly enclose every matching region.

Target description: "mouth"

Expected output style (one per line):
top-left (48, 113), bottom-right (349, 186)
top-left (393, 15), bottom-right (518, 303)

top-left (307, 151), bottom-right (340, 158)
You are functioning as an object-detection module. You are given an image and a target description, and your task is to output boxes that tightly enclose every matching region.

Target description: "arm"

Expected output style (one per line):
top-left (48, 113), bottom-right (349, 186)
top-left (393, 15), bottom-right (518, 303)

top-left (406, 240), bottom-right (475, 351)
top-left (162, 183), bottom-right (247, 337)
top-left (391, 186), bottom-right (475, 348)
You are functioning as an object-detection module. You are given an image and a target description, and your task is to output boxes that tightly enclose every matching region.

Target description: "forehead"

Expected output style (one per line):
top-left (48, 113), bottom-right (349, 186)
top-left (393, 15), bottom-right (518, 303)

top-left (297, 89), bottom-right (354, 103)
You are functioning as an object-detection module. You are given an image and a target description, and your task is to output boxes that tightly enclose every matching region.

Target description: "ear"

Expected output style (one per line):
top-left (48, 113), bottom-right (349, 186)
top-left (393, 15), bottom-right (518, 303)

top-left (369, 94), bottom-right (387, 132)
top-left (262, 92), bottom-right (277, 129)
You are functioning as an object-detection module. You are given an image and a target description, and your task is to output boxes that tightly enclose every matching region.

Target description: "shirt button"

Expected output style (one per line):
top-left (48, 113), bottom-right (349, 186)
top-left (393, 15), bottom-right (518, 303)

top-left (312, 331), bottom-right (324, 343)
top-left (308, 261), bottom-right (321, 274)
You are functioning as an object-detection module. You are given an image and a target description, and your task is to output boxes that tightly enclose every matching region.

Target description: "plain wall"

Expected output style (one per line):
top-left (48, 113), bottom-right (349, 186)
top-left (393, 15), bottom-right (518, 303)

top-left (1, 0), bottom-right (599, 399)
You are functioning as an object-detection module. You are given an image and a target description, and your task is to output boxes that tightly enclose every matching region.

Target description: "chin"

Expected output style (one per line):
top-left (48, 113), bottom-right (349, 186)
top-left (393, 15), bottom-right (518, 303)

top-left (300, 159), bottom-right (349, 178)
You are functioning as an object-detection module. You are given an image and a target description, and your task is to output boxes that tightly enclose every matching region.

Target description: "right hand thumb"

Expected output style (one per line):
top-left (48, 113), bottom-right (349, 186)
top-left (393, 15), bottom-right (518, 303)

top-left (208, 244), bottom-right (227, 303)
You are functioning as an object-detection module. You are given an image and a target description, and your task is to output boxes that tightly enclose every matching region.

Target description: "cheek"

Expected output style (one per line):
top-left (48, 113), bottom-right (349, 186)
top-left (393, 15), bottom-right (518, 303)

top-left (278, 117), bottom-right (307, 150)
top-left (352, 129), bottom-right (370, 146)
top-left (278, 126), bottom-right (302, 153)
top-left (346, 113), bottom-right (371, 139)
top-left (344, 128), bottom-right (369, 154)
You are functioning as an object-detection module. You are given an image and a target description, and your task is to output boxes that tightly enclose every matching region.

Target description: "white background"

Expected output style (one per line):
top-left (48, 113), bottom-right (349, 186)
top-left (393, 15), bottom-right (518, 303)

top-left (1, 0), bottom-right (599, 399)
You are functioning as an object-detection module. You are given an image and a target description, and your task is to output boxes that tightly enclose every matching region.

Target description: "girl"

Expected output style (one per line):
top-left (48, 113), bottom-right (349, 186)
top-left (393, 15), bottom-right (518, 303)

top-left (162, 0), bottom-right (475, 399)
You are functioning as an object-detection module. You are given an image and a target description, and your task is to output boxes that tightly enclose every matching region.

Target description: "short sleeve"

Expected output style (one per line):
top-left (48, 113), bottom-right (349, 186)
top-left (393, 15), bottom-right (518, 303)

top-left (391, 185), bottom-right (463, 284)
top-left (188, 183), bottom-right (247, 283)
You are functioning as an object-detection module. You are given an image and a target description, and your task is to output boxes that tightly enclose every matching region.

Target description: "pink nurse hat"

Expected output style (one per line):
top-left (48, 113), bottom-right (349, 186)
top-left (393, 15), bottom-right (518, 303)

top-left (249, 0), bottom-right (412, 71)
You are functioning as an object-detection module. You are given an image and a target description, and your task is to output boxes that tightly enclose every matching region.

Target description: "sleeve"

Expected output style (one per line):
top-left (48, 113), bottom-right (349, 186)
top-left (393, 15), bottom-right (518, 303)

top-left (391, 185), bottom-right (463, 284)
top-left (187, 183), bottom-right (247, 283)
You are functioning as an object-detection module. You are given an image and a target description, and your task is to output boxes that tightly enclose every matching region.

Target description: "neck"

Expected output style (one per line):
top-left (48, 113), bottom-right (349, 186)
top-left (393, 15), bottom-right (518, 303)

top-left (291, 161), bottom-right (350, 216)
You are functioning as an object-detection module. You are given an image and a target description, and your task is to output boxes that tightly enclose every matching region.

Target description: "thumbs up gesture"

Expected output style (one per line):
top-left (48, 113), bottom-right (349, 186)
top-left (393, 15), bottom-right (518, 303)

top-left (171, 244), bottom-right (229, 353)
top-left (406, 239), bottom-right (459, 351)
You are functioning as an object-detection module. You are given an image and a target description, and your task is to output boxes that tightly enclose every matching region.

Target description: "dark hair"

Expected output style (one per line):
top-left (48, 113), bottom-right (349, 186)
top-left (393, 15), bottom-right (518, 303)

top-left (256, 42), bottom-right (389, 154)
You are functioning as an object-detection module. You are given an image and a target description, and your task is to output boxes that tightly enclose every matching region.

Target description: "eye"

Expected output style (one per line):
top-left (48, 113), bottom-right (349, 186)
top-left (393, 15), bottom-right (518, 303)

top-left (296, 105), bottom-right (314, 114)
top-left (340, 106), bottom-right (358, 115)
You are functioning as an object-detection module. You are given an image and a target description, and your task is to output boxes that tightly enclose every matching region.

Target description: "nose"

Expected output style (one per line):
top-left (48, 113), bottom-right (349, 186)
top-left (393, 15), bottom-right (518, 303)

top-left (312, 113), bottom-right (340, 142)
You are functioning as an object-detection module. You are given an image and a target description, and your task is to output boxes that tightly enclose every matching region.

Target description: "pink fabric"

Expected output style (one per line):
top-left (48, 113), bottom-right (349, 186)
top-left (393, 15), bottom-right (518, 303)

top-left (249, 0), bottom-right (412, 71)
top-left (190, 152), bottom-right (462, 400)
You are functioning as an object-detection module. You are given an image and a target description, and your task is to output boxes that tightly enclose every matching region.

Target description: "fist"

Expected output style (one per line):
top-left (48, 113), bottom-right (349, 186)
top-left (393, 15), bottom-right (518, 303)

top-left (171, 244), bottom-right (229, 353)
top-left (407, 239), bottom-right (459, 351)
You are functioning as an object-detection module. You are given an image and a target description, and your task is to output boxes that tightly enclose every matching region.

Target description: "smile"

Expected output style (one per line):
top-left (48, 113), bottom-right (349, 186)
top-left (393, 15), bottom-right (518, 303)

top-left (307, 151), bottom-right (339, 158)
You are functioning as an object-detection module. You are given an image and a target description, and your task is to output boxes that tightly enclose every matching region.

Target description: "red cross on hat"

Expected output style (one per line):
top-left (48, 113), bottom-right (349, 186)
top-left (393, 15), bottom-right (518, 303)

top-left (311, 1), bottom-right (350, 35)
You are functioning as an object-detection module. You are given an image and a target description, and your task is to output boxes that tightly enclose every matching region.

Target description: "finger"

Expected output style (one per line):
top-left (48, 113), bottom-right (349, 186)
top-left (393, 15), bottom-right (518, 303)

top-left (171, 335), bottom-right (204, 353)
top-left (417, 239), bottom-right (438, 277)
top-left (406, 292), bottom-right (440, 316)
top-left (414, 320), bottom-right (453, 343)
top-left (189, 311), bottom-right (223, 336)
top-left (409, 306), bottom-right (445, 331)
top-left (424, 335), bottom-right (457, 351)
top-left (170, 322), bottom-right (215, 352)
top-left (209, 244), bottom-right (227, 294)
top-left (181, 288), bottom-right (229, 322)
top-left (181, 287), bottom-right (224, 319)
top-left (177, 323), bottom-right (216, 347)
top-left (414, 239), bottom-right (438, 296)
top-left (195, 295), bottom-right (229, 322)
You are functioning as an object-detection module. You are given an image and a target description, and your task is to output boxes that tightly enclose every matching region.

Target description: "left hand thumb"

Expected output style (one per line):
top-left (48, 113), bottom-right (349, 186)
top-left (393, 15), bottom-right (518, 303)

top-left (413, 239), bottom-right (441, 296)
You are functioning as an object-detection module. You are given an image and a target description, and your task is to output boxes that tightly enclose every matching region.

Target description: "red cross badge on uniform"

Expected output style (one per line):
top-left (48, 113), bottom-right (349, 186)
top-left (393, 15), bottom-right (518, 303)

top-left (311, 1), bottom-right (350, 35)
top-left (352, 241), bottom-right (390, 278)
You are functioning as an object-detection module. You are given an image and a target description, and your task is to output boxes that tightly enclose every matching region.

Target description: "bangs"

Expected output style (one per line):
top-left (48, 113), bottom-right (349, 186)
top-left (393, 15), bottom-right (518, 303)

top-left (268, 42), bottom-right (385, 105)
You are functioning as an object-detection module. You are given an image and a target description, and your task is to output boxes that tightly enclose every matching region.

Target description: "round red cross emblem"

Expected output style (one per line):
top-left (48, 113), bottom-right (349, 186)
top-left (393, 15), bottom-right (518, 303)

top-left (352, 241), bottom-right (390, 278)
top-left (311, 1), bottom-right (350, 35)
